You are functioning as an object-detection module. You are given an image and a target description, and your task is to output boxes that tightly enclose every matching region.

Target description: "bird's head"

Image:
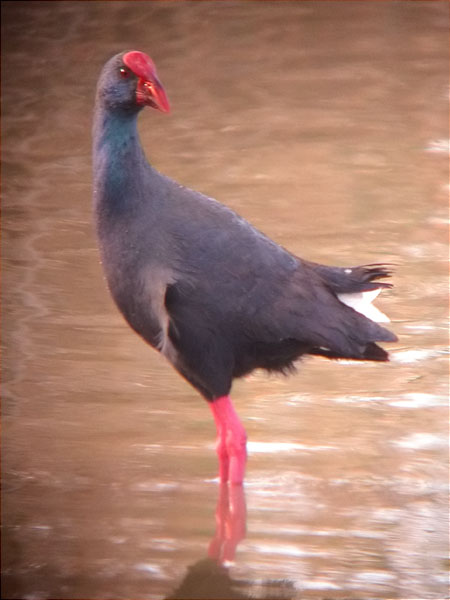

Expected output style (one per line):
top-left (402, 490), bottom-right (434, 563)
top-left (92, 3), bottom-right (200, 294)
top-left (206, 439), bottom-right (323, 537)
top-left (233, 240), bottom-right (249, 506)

top-left (96, 50), bottom-right (170, 114)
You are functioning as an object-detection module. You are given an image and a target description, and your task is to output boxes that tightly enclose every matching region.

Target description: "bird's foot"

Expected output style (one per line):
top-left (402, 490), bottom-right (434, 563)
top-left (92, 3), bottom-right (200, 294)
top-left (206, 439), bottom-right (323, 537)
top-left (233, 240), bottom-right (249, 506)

top-left (210, 395), bottom-right (247, 485)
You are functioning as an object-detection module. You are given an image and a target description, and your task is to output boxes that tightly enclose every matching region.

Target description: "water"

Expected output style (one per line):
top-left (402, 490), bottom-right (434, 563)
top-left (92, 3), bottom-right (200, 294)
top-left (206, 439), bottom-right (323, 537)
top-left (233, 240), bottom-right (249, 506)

top-left (2, 2), bottom-right (449, 599)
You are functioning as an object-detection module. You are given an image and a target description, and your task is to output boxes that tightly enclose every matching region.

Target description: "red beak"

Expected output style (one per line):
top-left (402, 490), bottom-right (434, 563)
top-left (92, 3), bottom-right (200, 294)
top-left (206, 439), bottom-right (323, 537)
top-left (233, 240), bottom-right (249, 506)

top-left (123, 50), bottom-right (170, 113)
top-left (136, 76), bottom-right (170, 113)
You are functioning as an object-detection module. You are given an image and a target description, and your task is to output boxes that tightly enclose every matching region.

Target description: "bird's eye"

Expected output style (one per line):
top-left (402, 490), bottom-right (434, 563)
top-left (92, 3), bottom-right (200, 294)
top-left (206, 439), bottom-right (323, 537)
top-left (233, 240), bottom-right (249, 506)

top-left (119, 67), bottom-right (130, 78)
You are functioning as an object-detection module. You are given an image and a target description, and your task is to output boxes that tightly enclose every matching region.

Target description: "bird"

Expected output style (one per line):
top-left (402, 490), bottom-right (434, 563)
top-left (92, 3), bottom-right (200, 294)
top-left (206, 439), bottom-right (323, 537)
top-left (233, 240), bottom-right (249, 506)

top-left (92, 50), bottom-right (397, 485)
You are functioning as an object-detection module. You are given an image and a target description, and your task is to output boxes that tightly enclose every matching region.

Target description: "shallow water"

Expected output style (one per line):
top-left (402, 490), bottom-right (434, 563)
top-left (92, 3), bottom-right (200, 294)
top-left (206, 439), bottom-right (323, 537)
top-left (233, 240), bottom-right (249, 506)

top-left (2, 1), bottom-right (449, 599)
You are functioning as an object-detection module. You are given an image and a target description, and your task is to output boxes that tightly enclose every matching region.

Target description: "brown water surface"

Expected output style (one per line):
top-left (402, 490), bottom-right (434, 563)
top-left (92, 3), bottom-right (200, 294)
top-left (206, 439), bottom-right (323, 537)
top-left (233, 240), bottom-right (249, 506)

top-left (2, 2), bottom-right (449, 599)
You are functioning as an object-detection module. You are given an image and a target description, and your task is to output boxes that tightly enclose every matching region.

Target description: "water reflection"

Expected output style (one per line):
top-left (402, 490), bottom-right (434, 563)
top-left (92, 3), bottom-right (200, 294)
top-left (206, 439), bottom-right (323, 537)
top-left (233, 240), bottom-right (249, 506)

top-left (208, 484), bottom-right (247, 565)
top-left (166, 558), bottom-right (251, 600)
top-left (167, 484), bottom-right (249, 600)
top-left (166, 484), bottom-right (301, 600)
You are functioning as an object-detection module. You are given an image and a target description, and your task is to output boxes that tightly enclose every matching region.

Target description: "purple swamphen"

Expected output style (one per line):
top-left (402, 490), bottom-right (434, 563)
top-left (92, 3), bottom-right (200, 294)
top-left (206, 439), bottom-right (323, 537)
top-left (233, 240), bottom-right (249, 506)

top-left (92, 51), bottom-right (397, 485)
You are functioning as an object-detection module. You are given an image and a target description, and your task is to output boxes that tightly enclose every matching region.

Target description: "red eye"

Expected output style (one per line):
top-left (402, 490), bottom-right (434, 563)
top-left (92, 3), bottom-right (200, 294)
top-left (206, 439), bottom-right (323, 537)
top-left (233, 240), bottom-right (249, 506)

top-left (119, 67), bottom-right (130, 78)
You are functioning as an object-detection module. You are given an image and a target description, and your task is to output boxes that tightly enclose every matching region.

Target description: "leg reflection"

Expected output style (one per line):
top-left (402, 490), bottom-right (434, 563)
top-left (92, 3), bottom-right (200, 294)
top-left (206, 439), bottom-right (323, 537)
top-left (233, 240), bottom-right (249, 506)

top-left (208, 482), bottom-right (247, 564)
top-left (165, 483), bottom-right (295, 599)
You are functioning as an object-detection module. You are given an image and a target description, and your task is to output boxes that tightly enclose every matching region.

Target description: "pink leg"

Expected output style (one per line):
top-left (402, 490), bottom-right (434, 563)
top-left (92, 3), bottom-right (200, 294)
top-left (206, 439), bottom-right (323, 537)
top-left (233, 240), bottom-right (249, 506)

top-left (209, 395), bottom-right (247, 485)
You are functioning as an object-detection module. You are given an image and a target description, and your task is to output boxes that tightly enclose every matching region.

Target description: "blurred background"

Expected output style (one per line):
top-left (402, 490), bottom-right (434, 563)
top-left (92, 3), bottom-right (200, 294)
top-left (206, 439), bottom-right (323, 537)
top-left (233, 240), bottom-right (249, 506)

top-left (2, 1), bottom-right (449, 599)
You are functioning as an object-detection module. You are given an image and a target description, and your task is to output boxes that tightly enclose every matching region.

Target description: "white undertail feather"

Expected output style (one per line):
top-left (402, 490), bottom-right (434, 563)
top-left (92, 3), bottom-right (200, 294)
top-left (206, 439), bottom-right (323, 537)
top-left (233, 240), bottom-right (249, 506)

top-left (337, 288), bottom-right (391, 323)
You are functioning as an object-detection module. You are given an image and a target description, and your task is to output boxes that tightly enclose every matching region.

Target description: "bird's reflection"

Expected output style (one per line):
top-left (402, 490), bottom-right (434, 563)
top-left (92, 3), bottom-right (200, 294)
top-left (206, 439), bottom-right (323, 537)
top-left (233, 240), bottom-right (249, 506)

top-left (165, 556), bottom-right (248, 600)
top-left (208, 483), bottom-right (247, 564)
top-left (165, 483), bottom-right (246, 600)
top-left (166, 483), bottom-right (295, 600)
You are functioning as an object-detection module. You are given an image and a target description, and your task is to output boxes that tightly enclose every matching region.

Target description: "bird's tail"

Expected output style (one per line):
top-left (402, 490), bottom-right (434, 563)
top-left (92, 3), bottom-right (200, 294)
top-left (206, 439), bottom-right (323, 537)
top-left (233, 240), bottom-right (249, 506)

top-left (309, 262), bottom-right (395, 324)
top-left (304, 261), bottom-right (397, 361)
top-left (309, 340), bottom-right (391, 361)
top-left (309, 262), bottom-right (394, 294)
